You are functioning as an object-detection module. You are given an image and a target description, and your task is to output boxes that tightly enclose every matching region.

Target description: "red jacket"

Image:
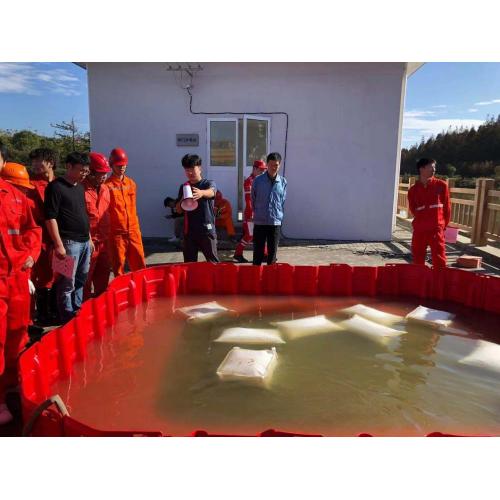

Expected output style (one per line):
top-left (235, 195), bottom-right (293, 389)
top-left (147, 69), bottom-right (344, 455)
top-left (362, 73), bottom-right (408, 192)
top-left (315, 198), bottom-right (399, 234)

top-left (0, 178), bottom-right (42, 277)
top-left (243, 174), bottom-right (256, 221)
top-left (29, 179), bottom-right (52, 250)
top-left (83, 180), bottom-right (111, 243)
top-left (408, 177), bottom-right (451, 231)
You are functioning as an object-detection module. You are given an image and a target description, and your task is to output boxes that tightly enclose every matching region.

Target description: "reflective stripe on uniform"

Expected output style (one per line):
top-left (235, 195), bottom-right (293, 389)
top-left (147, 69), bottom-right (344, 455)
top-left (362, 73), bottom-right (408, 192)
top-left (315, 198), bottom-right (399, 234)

top-left (8, 229), bottom-right (20, 235)
top-left (415, 206), bottom-right (426, 211)
top-left (429, 203), bottom-right (444, 209)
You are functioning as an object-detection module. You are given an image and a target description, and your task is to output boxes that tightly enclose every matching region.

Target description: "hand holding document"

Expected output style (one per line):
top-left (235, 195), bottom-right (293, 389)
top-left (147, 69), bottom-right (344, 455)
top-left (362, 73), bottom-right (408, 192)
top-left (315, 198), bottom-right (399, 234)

top-left (52, 252), bottom-right (75, 279)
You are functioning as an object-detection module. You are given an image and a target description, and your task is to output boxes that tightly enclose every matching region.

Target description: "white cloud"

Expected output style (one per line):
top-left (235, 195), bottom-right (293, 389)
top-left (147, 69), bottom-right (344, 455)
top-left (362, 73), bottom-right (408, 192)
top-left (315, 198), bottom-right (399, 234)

top-left (403, 116), bottom-right (485, 143)
top-left (0, 63), bottom-right (82, 96)
top-left (468, 108), bottom-right (478, 112)
top-left (474, 99), bottom-right (500, 106)
top-left (404, 109), bottom-right (436, 118)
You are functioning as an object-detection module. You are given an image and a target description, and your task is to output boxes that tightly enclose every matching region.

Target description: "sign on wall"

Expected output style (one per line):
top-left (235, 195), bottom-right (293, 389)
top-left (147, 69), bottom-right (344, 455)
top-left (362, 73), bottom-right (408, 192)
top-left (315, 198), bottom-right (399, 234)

top-left (176, 134), bottom-right (199, 147)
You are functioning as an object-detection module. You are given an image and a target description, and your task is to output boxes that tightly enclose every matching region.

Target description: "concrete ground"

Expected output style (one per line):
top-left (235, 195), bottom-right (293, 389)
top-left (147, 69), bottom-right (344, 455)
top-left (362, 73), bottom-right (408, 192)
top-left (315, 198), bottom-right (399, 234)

top-left (144, 221), bottom-right (500, 275)
top-left (3, 221), bottom-right (499, 437)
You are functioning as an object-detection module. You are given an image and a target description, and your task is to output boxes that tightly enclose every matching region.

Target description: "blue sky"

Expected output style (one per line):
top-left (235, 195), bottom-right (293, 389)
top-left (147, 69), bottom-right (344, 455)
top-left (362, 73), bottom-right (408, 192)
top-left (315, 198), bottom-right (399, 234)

top-left (402, 62), bottom-right (500, 148)
top-left (0, 62), bottom-right (89, 135)
top-left (1, 62), bottom-right (499, 149)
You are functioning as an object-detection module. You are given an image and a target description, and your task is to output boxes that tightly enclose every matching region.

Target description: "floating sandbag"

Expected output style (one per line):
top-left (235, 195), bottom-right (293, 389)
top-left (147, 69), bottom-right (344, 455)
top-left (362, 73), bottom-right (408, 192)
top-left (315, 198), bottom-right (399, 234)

top-left (175, 301), bottom-right (236, 323)
top-left (272, 315), bottom-right (341, 341)
top-left (338, 314), bottom-right (404, 348)
top-left (436, 336), bottom-right (500, 377)
top-left (216, 347), bottom-right (278, 386)
top-left (406, 306), bottom-right (455, 328)
top-left (214, 327), bottom-right (285, 345)
top-left (338, 304), bottom-right (403, 325)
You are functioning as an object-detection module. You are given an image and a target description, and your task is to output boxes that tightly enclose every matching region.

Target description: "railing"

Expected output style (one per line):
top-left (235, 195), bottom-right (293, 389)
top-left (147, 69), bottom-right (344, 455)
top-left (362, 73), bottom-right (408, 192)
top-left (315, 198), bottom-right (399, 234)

top-left (397, 177), bottom-right (500, 245)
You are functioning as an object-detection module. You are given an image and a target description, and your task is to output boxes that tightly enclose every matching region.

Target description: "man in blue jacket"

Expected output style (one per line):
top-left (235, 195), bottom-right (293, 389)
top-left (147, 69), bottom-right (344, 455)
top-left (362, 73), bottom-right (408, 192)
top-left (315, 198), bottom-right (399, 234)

top-left (251, 152), bottom-right (287, 265)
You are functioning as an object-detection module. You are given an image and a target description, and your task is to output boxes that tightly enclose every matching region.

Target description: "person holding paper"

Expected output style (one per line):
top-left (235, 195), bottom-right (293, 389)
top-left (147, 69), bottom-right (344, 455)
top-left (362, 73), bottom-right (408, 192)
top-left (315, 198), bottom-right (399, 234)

top-left (44, 152), bottom-right (92, 324)
top-left (233, 159), bottom-right (267, 263)
top-left (175, 154), bottom-right (219, 263)
top-left (0, 141), bottom-right (41, 425)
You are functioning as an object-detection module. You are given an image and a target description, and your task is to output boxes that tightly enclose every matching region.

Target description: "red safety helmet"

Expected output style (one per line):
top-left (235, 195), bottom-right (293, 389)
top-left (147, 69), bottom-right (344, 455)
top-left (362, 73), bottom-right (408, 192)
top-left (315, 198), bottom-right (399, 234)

top-left (109, 147), bottom-right (128, 167)
top-left (253, 160), bottom-right (267, 170)
top-left (89, 152), bottom-right (111, 173)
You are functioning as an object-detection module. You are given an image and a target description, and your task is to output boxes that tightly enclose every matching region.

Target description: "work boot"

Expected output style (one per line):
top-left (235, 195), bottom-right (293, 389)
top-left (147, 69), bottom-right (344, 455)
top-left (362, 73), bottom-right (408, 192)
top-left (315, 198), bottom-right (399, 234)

top-left (233, 254), bottom-right (249, 263)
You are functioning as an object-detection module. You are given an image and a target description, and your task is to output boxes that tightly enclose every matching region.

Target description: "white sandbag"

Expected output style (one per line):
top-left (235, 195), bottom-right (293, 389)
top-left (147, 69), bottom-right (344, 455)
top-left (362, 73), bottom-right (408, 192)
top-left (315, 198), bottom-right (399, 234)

top-left (216, 347), bottom-right (277, 386)
top-left (406, 306), bottom-right (455, 328)
top-left (436, 336), bottom-right (500, 376)
top-left (272, 315), bottom-right (341, 340)
top-left (214, 327), bottom-right (285, 345)
top-left (175, 301), bottom-right (236, 323)
top-left (338, 314), bottom-right (404, 348)
top-left (339, 304), bottom-right (403, 325)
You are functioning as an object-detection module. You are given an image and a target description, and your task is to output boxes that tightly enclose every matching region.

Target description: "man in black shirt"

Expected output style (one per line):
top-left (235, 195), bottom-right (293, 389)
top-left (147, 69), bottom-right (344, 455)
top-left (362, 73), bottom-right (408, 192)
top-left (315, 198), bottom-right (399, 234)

top-left (175, 154), bottom-right (219, 263)
top-left (45, 152), bottom-right (92, 323)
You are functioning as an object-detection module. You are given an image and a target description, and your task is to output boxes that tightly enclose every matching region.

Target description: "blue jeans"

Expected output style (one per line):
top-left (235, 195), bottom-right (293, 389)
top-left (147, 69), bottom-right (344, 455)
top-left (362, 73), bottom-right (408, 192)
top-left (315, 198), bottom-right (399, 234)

top-left (56, 239), bottom-right (91, 323)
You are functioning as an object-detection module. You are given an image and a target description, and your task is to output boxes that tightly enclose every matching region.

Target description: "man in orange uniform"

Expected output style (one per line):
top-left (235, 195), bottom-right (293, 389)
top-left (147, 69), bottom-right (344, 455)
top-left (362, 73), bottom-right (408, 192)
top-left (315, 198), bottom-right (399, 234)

top-left (233, 159), bottom-right (267, 263)
top-left (105, 147), bottom-right (146, 276)
top-left (0, 141), bottom-right (41, 425)
top-left (83, 153), bottom-right (112, 299)
top-left (408, 158), bottom-right (451, 268)
top-left (29, 148), bottom-right (57, 324)
top-left (214, 190), bottom-right (236, 239)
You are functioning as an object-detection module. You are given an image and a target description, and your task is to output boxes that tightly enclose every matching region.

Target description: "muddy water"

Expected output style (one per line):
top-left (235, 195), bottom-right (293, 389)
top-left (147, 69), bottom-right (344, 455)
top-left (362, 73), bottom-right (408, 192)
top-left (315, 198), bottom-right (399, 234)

top-left (50, 296), bottom-right (500, 436)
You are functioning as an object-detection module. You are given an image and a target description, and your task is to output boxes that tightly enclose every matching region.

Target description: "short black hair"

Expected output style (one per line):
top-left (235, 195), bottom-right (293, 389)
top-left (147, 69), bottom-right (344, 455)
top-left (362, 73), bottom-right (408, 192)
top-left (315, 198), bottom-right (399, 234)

top-left (267, 152), bottom-right (282, 163)
top-left (181, 154), bottom-right (202, 169)
top-left (29, 147), bottom-right (58, 168)
top-left (416, 158), bottom-right (436, 171)
top-left (0, 140), bottom-right (8, 162)
top-left (66, 151), bottom-right (90, 166)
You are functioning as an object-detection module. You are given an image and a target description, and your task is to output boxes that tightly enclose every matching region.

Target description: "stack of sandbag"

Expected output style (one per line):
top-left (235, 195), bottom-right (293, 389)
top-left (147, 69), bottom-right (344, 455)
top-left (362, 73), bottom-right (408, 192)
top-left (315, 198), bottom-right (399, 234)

top-left (216, 347), bottom-right (278, 386)
top-left (214, 327), bottom-right (285, 345)
top-left (337, 314), bottom-right (404, 348)
top-left (272, 315), bottom-right (341, 341)
top-left (175, 301), bottom-right (236, 323)
top-left (405, 306), bottom-right (455, 329)
top-left (435, 335), bottom-right (500, 378)
top-left (338, 304), bottom-right (404, 325)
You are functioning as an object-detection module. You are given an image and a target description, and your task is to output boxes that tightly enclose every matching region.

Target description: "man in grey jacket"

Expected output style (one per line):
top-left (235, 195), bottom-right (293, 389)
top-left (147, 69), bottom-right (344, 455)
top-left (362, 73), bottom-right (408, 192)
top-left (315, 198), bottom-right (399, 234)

top-left (251, 152), bottom-right (287, 265)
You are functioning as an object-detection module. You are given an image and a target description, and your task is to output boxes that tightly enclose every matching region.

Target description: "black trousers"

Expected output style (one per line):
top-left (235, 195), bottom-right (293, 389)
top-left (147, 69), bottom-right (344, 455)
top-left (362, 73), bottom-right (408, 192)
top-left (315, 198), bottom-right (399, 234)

top-left (252, 224), bottom-right (281, 265)
top-left (183, 233), bottom-right (220, 263)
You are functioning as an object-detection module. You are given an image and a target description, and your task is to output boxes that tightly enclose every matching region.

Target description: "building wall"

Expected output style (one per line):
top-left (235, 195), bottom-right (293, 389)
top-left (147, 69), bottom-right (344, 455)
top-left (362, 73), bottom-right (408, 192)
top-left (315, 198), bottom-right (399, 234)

top-left (87, 62), bottom-right (406, 240)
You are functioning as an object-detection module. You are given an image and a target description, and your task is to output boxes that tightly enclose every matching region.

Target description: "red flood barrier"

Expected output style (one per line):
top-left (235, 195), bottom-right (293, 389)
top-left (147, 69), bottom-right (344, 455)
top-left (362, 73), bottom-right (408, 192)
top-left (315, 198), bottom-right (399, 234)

top-left (18, 262), bottom-right (500, 437)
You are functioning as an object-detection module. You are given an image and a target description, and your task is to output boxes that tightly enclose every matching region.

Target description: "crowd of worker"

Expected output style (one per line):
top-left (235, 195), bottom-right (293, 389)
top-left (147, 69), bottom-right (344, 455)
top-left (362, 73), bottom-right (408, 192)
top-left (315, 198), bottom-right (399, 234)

top-left (0, 137), bottom-right (450, 425)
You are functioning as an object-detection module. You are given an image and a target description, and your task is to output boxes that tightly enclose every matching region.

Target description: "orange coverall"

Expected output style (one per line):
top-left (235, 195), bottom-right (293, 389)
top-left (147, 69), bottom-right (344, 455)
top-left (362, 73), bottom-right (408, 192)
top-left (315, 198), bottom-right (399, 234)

top-left (215, 193), bottom-right (236, 237)
top-left (105, 175), bottom-right (146, 276)
top-left (0, 178), bottom-right (41, 403)
top-left (83, 179), bottom-right (111, 298)
top-left (408, 177), bottom-right (451, 268)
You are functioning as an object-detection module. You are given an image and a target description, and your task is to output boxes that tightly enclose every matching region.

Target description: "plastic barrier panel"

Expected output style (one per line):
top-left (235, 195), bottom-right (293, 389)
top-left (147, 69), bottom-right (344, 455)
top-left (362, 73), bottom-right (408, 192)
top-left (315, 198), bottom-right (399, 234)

top-left (18, 262), bottom-right (500, 437)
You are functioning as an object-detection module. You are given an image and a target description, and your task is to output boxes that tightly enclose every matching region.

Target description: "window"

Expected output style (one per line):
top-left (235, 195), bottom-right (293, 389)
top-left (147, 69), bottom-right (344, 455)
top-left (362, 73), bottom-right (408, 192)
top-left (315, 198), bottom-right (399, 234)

top-left (208, 119), bottom-right (237, 167)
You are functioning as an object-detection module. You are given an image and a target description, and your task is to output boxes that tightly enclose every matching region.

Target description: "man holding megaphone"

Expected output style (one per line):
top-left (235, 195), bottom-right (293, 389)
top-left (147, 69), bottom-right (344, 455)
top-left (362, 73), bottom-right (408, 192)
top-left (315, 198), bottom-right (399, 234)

top-left (175, 154), bottom-right (219, 263)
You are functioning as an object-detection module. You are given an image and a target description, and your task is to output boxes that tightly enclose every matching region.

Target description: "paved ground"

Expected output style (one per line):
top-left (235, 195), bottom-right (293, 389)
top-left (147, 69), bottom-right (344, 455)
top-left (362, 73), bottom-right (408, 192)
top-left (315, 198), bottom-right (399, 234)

top-left (3, 221), bottom-right (499, 437)
top-left (144, 222), bottom-right (500, 275)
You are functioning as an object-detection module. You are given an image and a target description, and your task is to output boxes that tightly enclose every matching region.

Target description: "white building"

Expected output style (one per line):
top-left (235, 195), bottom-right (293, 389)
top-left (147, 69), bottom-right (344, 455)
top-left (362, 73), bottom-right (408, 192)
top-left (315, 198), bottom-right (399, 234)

top-left (83, 62), bottom-right (421, 240)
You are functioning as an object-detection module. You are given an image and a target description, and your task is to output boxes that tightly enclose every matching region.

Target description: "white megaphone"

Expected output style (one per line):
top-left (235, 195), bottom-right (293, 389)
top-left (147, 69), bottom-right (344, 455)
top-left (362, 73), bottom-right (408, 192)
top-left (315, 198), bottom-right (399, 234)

top-left (181, 183), bottom-right (198, 211)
